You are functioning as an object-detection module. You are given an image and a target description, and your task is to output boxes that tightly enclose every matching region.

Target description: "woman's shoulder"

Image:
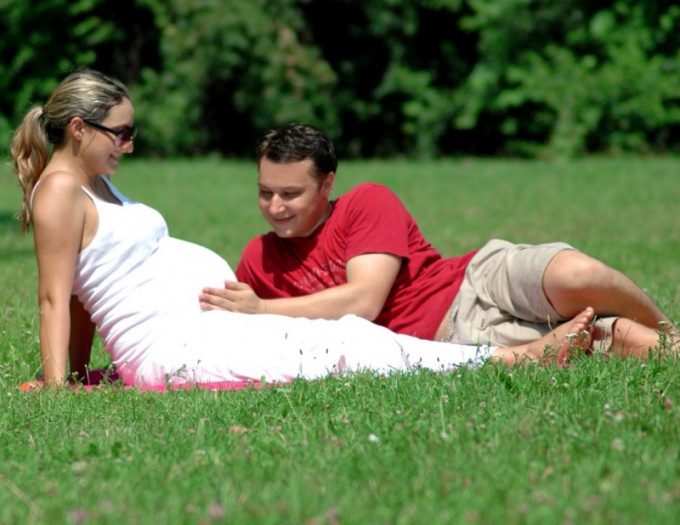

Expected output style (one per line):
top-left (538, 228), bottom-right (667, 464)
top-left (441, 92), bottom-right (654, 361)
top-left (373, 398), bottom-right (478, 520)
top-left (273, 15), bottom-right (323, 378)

top-left (31, 170), bottom-right (89, 216)
top-left (34, 170), bottom-right (84, 197)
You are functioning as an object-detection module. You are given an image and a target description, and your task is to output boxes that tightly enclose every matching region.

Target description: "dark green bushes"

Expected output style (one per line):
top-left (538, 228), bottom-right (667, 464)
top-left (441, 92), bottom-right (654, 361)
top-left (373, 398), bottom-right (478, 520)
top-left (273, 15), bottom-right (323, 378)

top-left (2, 0), bottom-right (679, 158)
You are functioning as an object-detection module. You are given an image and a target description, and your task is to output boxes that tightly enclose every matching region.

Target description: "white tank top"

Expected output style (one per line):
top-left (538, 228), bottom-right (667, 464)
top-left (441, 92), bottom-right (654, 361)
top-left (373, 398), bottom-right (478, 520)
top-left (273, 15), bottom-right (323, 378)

top-left (72, 176), bottom-right (236, 369)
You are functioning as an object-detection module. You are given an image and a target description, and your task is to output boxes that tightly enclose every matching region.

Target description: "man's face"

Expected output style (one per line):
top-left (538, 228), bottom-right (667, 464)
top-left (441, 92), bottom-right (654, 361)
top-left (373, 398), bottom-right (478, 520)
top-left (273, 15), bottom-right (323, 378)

top-left (258, 157), bottom-right (335, 238)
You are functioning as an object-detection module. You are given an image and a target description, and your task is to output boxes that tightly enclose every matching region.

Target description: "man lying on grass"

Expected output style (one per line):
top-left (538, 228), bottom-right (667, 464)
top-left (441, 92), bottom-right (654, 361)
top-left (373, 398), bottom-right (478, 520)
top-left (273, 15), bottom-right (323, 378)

top-left (200, 123), bottom-right (677, 363)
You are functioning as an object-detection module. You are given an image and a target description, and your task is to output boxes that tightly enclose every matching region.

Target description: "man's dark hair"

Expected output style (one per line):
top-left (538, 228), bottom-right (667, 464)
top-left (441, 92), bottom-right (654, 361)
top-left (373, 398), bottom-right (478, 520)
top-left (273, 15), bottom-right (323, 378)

top-left (257, 123), bottom-right (337, 182)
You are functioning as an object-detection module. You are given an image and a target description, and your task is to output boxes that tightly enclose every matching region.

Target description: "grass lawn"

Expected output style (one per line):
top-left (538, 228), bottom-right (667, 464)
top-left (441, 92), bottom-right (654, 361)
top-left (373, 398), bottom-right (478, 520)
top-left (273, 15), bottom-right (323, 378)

top-left (0, 156), bottom-right (679, 524)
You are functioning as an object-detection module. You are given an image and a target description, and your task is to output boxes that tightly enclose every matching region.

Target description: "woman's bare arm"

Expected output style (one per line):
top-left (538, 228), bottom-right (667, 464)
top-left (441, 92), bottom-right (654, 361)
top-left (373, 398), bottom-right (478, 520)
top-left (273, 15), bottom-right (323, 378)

top-left (32, 172), bottom-right (90, 385)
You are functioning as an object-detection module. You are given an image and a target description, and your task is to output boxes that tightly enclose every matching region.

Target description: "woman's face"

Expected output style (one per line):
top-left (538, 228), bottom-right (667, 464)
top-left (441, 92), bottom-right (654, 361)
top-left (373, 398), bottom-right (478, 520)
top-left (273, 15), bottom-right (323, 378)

top-left (79, 98), bottom-right (135, 176)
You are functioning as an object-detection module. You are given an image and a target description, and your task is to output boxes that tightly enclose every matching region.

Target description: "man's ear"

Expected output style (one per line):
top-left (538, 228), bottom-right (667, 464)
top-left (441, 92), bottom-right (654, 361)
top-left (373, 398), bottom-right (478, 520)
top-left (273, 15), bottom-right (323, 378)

top-left (321, 172), bottom-right (335, 197)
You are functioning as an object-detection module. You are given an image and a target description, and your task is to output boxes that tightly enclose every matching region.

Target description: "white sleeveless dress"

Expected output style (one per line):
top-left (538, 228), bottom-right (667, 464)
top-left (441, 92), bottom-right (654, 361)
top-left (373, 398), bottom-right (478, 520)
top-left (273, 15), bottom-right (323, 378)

top-left (72, 176), bottom-right (492, 385)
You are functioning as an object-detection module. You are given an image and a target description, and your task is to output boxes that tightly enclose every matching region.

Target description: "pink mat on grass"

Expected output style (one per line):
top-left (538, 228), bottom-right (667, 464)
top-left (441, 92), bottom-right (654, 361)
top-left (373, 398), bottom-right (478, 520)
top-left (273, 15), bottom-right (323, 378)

top-left (19, 368), bottom-right (276, 393)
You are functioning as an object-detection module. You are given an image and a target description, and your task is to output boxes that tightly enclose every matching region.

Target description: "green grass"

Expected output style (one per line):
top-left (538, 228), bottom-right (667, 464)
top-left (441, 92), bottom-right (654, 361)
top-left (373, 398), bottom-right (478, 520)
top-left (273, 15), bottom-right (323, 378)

top-left (1, 156), bottom-right (679, 524)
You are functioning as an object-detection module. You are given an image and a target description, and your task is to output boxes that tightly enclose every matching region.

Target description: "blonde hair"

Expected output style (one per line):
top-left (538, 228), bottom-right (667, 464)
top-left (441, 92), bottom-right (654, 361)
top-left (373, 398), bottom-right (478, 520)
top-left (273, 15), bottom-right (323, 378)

top-left (10, 69), bottom-right (130, 235)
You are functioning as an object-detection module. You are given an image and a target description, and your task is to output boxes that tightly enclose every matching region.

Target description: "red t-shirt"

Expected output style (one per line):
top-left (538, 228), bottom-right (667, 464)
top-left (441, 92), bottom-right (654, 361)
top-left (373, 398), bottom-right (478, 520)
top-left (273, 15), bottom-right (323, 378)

top-left (236, 183), bottom-right (476, 339)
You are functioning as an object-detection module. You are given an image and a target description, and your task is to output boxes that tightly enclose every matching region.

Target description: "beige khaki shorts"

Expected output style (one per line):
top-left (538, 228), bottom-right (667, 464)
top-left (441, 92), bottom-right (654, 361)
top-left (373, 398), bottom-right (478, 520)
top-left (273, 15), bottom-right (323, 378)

top-left (441, 239), bottom-right (615, 352)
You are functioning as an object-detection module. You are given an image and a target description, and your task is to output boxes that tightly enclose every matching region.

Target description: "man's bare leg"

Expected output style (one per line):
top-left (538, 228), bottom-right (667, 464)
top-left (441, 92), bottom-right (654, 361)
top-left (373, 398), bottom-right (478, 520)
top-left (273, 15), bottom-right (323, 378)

top-left (542, 250), bottom-right (676, 333)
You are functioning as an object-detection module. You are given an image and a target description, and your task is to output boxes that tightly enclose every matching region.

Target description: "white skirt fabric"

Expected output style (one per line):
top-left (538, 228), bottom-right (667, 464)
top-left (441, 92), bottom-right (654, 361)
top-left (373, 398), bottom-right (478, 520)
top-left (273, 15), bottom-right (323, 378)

top-left (119, 311), bottom-right (494, 386)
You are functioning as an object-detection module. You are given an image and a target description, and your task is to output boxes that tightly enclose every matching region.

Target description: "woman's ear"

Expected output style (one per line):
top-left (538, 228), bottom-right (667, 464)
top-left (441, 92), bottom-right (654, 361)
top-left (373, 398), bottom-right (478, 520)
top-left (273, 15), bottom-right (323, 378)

top-left (68, 117), bottom-right (87, 142)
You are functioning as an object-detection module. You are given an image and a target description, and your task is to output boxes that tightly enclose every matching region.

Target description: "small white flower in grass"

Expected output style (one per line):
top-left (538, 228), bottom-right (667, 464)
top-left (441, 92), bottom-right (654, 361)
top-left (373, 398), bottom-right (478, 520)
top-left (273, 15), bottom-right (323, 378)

top-left (367, 433), bottom-right (379, 443)
top-left (71, 461), bottom-right (88, 475)
top-left (611, 437), bottom-right (624, 452)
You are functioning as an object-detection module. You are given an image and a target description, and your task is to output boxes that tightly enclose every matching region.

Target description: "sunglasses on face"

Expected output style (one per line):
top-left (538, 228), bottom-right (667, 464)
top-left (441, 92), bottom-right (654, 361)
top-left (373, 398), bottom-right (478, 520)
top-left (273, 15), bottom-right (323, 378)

top-left (82, 119), bottom-right (138, 146)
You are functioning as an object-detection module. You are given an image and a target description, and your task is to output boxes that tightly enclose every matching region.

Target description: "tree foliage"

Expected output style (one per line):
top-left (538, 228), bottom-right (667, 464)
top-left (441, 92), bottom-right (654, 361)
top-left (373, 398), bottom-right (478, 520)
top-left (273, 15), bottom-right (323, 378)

top-left (461, 0), bottom-right (680, 157)
top-left (2, 0), bottom-right (679, 158)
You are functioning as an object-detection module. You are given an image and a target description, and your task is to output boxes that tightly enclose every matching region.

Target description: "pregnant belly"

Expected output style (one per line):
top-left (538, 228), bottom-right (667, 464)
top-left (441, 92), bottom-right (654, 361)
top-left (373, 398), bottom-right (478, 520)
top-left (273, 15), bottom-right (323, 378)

top-left (145, 237), bottom-right (236, 314)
